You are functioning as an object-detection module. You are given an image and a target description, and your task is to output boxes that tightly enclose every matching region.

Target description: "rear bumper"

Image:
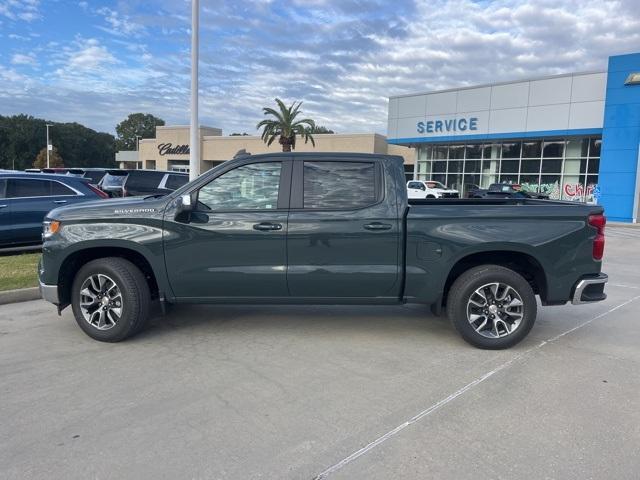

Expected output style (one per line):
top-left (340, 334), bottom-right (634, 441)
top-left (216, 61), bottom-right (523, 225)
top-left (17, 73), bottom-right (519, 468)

top-left (39, 280), bottom-right (59, 305)
top-left (571, 273), bottom-right (608, 305)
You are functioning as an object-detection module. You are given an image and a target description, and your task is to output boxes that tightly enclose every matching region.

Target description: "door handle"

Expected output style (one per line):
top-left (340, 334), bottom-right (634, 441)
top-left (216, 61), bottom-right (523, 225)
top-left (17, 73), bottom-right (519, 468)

top-left (0, 204), bottom-right (7, 209)
top-left (253, 222), bottom-right (282, 231)
top-left (53, 200), bottom-right (67, 204)
top-left (364, 222), bottom-right (392, 231)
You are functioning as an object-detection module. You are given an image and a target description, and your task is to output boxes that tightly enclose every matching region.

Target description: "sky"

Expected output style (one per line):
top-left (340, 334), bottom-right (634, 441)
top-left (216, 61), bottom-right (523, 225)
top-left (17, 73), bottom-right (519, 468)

top-left (1, 0), bottom-right (640, 136)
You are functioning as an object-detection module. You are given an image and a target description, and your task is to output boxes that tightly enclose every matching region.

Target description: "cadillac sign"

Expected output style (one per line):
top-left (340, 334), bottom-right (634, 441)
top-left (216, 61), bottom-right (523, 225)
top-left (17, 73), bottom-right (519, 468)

top-left (157, 143), bottom-right (190, 155)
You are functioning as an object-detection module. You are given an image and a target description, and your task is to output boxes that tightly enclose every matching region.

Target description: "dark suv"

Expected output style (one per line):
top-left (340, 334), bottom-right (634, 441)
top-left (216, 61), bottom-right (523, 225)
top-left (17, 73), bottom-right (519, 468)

top-left (99, 170), bottom-right (188, 197)
top-left (0, 173), bottom-right (108, 247)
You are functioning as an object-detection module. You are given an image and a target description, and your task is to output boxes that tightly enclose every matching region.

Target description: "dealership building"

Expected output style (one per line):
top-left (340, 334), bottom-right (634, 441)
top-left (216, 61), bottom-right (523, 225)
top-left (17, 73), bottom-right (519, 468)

top-left (119, 126), bottom-right (412, 175)
top-left (387, 52), bottom-right (640, 222)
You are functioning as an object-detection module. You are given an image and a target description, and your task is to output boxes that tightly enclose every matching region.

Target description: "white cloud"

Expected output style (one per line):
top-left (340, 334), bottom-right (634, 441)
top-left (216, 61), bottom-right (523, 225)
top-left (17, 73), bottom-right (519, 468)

top-left (0, 0), bottom-right (41, 22)
top-left (2, 0), bottom-right (640, 136)
top-left (11, 53), bottom-right (36, 66)
top-left (96, 7), bottom-right (145, 37)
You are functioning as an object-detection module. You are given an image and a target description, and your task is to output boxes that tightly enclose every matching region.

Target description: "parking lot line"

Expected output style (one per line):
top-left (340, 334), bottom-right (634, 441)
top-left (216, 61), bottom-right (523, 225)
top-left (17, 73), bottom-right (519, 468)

top-left (313, 293), bottom-right (640, 480)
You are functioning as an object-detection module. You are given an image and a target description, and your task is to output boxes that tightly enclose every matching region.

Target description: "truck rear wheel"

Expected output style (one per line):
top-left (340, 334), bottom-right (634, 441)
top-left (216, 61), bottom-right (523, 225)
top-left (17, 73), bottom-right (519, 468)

top-left (446, 265), bottom-right (536, 349)
top-left (71, 257), bottom-right (150, 342)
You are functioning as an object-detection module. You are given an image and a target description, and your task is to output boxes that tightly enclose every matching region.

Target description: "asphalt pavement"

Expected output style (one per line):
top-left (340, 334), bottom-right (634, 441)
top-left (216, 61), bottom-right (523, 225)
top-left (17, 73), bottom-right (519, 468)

top-left (1, 226), bottom-right (639, 479)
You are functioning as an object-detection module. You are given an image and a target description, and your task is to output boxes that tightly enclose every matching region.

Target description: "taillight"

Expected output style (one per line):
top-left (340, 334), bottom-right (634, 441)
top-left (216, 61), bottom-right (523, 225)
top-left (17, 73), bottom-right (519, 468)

top-left (87, 183), bottom-right (109, 199)
top-left (588, 214), bottom-right (606, 260)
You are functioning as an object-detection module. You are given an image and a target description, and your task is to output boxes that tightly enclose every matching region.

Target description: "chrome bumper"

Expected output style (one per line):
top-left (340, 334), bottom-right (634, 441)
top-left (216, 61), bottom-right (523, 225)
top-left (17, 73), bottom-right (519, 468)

top-left (571, 273), bottom-right (608, 305)
top-left (39, 280), bottom-right (59, 304)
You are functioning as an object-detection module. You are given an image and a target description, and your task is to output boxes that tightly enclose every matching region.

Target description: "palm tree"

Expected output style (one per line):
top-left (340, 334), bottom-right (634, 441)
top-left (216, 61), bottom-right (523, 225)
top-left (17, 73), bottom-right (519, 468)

top-left (256, 98), bottom-right (316, 152)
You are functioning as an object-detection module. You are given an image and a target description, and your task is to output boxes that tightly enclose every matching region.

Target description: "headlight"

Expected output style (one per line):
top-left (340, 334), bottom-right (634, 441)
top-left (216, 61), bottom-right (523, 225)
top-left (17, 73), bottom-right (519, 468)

top-left (43, 220), bottom-right (61, 239)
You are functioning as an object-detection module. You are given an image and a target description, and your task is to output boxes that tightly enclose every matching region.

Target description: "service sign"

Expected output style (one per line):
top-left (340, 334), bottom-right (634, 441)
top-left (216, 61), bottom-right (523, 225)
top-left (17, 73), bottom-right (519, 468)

top-left (417, 117), bottom-right (479, 134)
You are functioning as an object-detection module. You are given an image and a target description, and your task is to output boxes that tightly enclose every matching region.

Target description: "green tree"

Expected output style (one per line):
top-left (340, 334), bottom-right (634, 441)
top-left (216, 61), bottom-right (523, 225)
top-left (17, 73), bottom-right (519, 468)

top-left (308, 125), bottom-right (335, 134)
top-left (0, 114), bottom-right (116, 170)
top-left (33, 146), bottom-right (64, 169)
top-left (256, 99), bottom-right (316, 152)
top-left (115, 113), bottom-right (165, 151)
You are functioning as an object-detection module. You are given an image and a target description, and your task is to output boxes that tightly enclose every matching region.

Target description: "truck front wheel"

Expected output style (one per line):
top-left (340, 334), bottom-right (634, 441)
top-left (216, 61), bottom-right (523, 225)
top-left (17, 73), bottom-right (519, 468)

top-left (446, 265), bottom-right (536, 349)
top-left (71, 257), bottom-right (151, 342)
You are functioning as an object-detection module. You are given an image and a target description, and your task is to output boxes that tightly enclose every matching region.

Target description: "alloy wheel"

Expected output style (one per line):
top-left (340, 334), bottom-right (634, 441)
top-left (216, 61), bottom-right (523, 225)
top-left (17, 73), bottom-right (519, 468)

top-left (466, 282), bottom-right (524, 338)
top-left (79, 274), bottom-right (123, 330)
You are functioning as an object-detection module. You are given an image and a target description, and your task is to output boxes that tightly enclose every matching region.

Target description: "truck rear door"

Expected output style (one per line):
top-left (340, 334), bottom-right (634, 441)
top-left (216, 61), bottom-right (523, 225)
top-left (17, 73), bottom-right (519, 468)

top-left (286, 157), bottom-right (401, 299)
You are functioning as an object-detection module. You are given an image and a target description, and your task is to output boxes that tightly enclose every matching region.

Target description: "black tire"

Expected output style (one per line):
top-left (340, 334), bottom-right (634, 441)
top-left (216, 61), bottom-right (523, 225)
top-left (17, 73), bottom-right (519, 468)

top-left (446, 265), bottom-right (536, 349)
top-left (426, 194), bottom-right (436, 199)
top-left (71, 257), bottom-right (151, 342)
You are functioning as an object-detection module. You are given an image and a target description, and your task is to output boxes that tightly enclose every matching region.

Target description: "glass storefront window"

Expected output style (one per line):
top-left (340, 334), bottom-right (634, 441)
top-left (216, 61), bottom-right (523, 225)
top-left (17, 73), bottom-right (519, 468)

top-left (520, 175), bottom-right (540, 193)
top-left (501, 142), bottom-right (521, 159)
top-left (465, 144), bottom-right (482, 159)
top-left (499, 174), bottom-right (518, 184)
top-left (433, 161), bottom-right (447, 173)
top-left (433, 146), bottom-right (448, 159)
top-left (414, 136), bottom-right (599, 200)
top-left (448, 160), bottom-right (463, 173)
top-left (565, 138), bottom-right (589, 158)
top-left (543, 140), bottom-right (564, 157)
top-left (500, 160), bottom-right (519, 174)
top-left (563, 158), bottom-right (582, 176)
top-left (522, 141), bottom-right (541, 158)
top-left (521, 159), bottom-right (540, 173)
top-left (561, 175), bottom-right (584, 201)
top-left (540, 175), bottom-right (562, 199)
top-left (433, 174), bottom-right (446, 185)
top-left (464, 160), bottom-right (481, 173)
top-left (463, 174), bottom-right (481, 194)
top-left (449, 145), bottom-right (464, 159)
top-left (483, 144), bottom-right (501, 160)
top-left (541, 158), bottom-right (562, 173)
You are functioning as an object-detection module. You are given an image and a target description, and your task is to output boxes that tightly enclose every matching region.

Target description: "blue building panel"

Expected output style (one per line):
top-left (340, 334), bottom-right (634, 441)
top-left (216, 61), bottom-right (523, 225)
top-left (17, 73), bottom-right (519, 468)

top-left (599, 52), bottom-right (640, 222)
top-left (604, 104), bottom-right (640, 128)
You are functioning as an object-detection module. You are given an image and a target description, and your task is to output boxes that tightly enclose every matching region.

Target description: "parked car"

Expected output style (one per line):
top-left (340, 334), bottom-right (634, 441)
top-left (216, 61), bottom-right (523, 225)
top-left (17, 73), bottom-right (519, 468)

top-left (99, 169), bottom-right (188, 197)
top-left (469, 183), bottom-right (549, 199)
top-left (407, 180), bottom-right (460, 199)
top-left (78, 168), bottom-right (109, 186)
top-left (0, 173), bottom-right (108, 248)
top-left (39, 153), bottom-right (607, 349)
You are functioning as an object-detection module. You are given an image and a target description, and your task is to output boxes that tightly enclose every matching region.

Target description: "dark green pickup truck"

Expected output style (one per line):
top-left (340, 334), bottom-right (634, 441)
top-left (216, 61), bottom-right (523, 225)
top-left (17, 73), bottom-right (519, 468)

top-left (39, 153), bottom-right (608, 348)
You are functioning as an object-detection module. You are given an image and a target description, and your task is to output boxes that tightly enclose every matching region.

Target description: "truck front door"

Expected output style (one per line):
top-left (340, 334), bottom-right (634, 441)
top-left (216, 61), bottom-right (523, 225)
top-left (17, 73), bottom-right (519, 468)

top-left (286, 158), bottom-right (401, 300)
top-left (163, 159), bottom-right (291, 299)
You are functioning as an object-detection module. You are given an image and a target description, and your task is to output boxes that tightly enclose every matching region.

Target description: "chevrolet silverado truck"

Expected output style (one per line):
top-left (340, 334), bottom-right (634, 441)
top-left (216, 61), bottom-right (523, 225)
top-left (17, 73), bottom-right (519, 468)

top-left (39, 153), bottom-right (608, 349)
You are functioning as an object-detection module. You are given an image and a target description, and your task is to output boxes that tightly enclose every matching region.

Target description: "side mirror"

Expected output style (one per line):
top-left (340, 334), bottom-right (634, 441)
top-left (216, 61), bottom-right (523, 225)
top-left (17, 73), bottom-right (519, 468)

top-left (175, 193), bottom-right (195, 221)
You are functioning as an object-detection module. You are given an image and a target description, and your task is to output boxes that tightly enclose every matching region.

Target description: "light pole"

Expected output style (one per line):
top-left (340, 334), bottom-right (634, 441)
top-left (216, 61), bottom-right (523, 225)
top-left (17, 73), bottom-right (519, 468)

top-left (189, 0), bottom-right (200, 181)
top-left (45, 123), bottom-right (52, 168)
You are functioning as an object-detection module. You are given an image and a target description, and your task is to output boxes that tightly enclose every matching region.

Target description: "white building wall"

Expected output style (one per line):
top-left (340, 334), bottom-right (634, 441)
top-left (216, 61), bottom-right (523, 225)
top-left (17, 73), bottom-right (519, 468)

top-left (388, 71), bottom-right (607, 142)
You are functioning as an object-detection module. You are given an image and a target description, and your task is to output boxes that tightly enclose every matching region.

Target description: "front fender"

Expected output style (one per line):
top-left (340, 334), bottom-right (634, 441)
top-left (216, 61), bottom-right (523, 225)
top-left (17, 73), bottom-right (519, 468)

top-left (40, 220), bottom-right (172, 300)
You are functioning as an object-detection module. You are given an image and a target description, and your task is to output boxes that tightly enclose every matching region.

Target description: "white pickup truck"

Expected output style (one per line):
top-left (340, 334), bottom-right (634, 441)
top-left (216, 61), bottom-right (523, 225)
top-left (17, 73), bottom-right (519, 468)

top-left (407, 180), bottom-right (460, 199)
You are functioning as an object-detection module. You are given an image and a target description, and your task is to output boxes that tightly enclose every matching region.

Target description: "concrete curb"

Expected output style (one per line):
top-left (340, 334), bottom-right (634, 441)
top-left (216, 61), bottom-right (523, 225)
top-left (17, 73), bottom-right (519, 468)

top-left (608, 222), bottom-right (640, 228)
top-left (0, 287), bottom-right (41, 305)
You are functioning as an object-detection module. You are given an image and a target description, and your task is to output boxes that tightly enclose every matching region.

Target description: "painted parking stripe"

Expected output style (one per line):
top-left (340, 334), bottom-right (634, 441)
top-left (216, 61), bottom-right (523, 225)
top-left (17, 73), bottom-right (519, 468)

top-left (313, 295), bottom-right (640, 480)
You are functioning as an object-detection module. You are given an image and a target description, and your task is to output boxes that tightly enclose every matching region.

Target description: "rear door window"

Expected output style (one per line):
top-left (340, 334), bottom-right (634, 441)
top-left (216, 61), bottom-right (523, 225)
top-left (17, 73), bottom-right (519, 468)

top-left (165, 174), bottom-right (188, 190)
top-left (126, 171), bottom-right (164, 189)
top-left (303, 161), bottom-right (377, 209)
top-left (50, 181), bottom-right (76, 196)
top-left (7, 179), bottom-right (53, 198)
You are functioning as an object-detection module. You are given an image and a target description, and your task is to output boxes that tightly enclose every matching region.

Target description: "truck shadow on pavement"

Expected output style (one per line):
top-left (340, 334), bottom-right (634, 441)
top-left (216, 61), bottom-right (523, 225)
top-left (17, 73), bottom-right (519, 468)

top-left (130, 303), bottom-right (458, 344)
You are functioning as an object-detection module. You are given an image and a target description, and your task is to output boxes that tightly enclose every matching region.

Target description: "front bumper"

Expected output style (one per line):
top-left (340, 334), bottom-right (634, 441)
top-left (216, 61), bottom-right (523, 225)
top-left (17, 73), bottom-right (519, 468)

top-left (39, 280), bottom-right (59, 305)
top-left (571, 273), bottom-right (608, 305)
